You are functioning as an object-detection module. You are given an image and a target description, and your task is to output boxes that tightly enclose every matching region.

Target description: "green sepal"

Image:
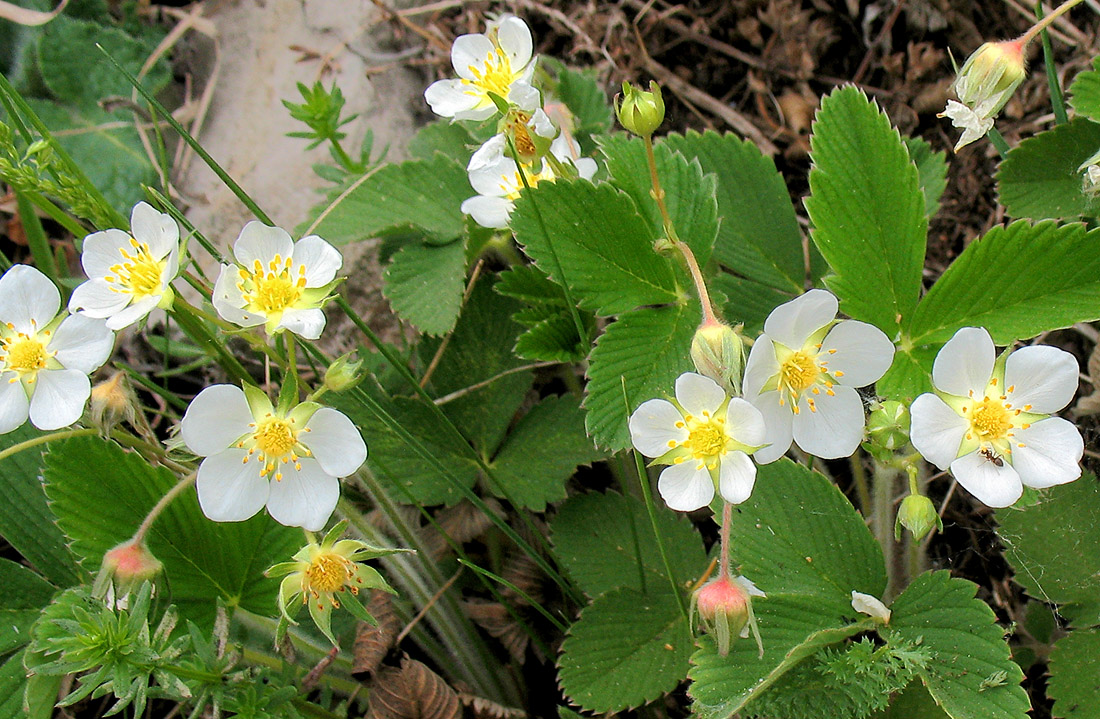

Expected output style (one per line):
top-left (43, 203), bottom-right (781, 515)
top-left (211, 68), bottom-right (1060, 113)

top-left (307, 595), bottom-right (338, 647)
top-left (276, 367), bottom-right (299, 414)
top-left (242, 383), bottom-right (272, 418)
top-left (340, 593), bottom-right (378, 626)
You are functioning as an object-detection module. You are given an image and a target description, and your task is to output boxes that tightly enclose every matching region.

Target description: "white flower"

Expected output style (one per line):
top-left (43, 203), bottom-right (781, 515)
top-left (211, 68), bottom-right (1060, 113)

top-left (69, 202), bottom-right (180, 330)
top-left (941, 100), bottom-right (995, 152)
top-left (460, 133), bottom-right (598, 229)
top-left (212, 222), bottom-right (342, 339)
top-left (0, 265), bottom-right (114, 433)
top-left (424, 15), bottom-right (540, 121)
top-left (851, 591), bottom-right (891, 623)
top-left (743, 290), bottom-right (895, 463)
top-left (940, 40), bottom-right (1026, 151)
top-left (910, 327), bottom-right (1082, 508)
top-left (629, 372), bottom-right (766, 512)
top-left (180, 384), bottom-right (367, 531)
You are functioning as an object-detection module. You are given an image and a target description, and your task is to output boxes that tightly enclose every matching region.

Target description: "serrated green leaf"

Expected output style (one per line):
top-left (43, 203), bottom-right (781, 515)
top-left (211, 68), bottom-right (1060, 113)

top-left (0, 425), bottom-right (80, 587)
top-left (1048, 628), bottom-right (1100, 718)
top-left (806, 87), bottom-right (926, 334)
top-left (512, 179), bottom-right (679, 316)
top-left (548, 60), bottom-right (612, 137)
top-left (905, 136), bottom-right (948, 219)
top-left (870, 682), bottom-right (951, 718)
top-left (311, 155), bottom-right (470, 245)
top-left (712, 272), bottom-right (796, 335)
top-left (909, 220), bottom-right (1100, 344)
top-left (0, 650), bottom-right (29, 719)
top-left (877, 346), bottom-right (936, 403)
top-left (724, 458), bottom-right (886, 599)
top-left (496, 264), bottom-right (568, 306)
top-left (1070, 57), bottom-right (1100, 122)
top-left (0, 559), bottom-right (55, 654)
top-left (551, 491), bottom-right (706, 598)
top-left (884, 572), bottom-right (1029, 719)
top-left (997, 119), bottom-right (1100, 219)
top-left (407, 121), bottom-right (477, 164)
top-left (690, 595), bottom-right (866, 718)
top-left (665, 130), bottom-right (816, 290)
top-left (382, 238), bottom-right (467, 336)
top-left (514, 313), bottom-right (590, 362)
top-left (996, 475), bottom-right (1100, 617)
top-left (558, 588), bottom-right (691, 712)
top-left (600, 134), bottom-right (719, 266)
top-left (43, 437), bottom-right (300, 624)
top-left (584, 302), bottom-right (697, 451)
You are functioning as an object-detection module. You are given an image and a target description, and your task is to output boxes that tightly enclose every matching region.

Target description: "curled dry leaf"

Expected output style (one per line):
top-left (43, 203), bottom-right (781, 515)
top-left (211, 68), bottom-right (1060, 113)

top-left (464, 600), bottom-right (530, 662)
top-left (458, 692), bottom-right (526, 719)
top-left (367, 656), bottom-right (460, 719)
top-left (353, 590), bottom-right (403, 678)
top-left (423, 498), bottom-right (501, 558)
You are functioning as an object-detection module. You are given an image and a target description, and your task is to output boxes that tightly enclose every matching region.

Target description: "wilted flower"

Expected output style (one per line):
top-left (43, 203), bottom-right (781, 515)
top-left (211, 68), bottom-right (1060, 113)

top-left (850, 591), bottom-right (891, 624)
top-left (909, 327), bottom-right (1082, 507)
top-left (212, 222), bottom-right (342, 339)
top-left (692, 574), bottom-right (765, 657)
top-left (180, 384), bottom-right (367, 531)
top-left (0, 265), bottom-right (114, 433)
top-left (941, 40), bottom-right (1026, 151)
top-left (629, 372), bottom-right (766, 511)
top-left (743, 290), bottom-right (895, 463)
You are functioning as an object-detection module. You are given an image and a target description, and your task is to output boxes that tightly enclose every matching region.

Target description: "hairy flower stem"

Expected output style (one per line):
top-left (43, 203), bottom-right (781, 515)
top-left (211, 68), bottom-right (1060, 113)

top-left (719, 501), bottom-right (733, 580)
top-left (132, 473), bottom-right (197, 544)
top-left (873, 462), bottom-right (901, 599)
top-left (1019, 0), bottom-right (1085, 46)
top-left (0, 427), bottom-right (97, 462)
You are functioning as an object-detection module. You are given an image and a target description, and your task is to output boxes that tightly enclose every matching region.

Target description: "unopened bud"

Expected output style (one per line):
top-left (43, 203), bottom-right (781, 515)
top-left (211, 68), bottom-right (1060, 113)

top-left (89, 371), bottom-right (138, 433)
top-left (864, 400), bottom-right (910, 461)
top-left (690, 321), bottom-right (745, 396)
top-left (93, 539), bottom-right (163, 600)
top-left (895, 493), bottom-right (942, 542)
top-left (954, 40), bottom-right (1027, 117)
top-left (324, 352), bottom-right (364, 393)
top-left (616, 80), bottom-right (664, 138)
top-left (692, 574), bottom-right (764, 657)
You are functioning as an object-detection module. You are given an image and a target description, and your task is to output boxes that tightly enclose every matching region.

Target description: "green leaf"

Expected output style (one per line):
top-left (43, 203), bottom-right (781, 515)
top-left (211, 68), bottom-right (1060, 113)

top-left (382, 238), bottom-right (467, 335)
top-left (511, 179), bottom-right (679, 316)
top-left (870, 682), bottom-right (951, 718)
top-left (805, 87), bottom-right (927, 334)
top-left (584, 302), bottom-right (697, 450)
top-left (496, 264), bottom-right (569, 306)
top-left (995, 476), bottom-right (1100, 616)
top-left (909, 220), bottom-right (1100, 344)
top-left (489, 395), bottom-right (603, 511)
top-left (558, 588), bottom-right (692, 712)
top-left (905, 137), bottom-right (948, 219)
top-left (884, 572), bottom-right (1029, 719)
top-left (997, 118), bottom-right (1100, 219)
top-left (548, 60), bottom-right (612, 137)
top-left (1048, 628), bottom-right (1100, 718)
top-left (551, 491), bottom-right (706, 598)
top-left (514, 313), bottom-right (591, 362)
top-left (725, 458), bottom-right (886, 600)
top-left (690, 596), bottom-right (867, 718)
top-left (600, 134), bottom-right (719, 266)
top-left (1069, 57), bottom-right (1100, 122)
top-left (0, 559), bottom-right (55, 654)
top-left (712, 272), bottom-right (795, 335)
top-left (0, 425), bottom-right (80, 587)
top-left (0, 650), bottom-right (29, 719)
top-left (310, 155), bottom-right (471, 245)
top-left (43, 437), bottom-right (300, 624)
top-left (877, 346), bottom-right (936, 403)
top-left (665, 130), bottom-right (814, 290)
top-left (407, 121), bottom-right (476, 164)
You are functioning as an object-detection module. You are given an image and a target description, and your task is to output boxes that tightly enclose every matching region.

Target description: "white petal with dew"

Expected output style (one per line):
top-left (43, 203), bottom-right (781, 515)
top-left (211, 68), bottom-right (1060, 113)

top-left (0, 265), bottom-right (60, 333)
top-left (424, 79), bottom-right (481, 118)
top-left (950, 449), bottom-right (1023, 507)
top-left (266, 459), bottom-right (340, 531)
top-left (0, 375), bottom-right (29, 434)
top-left (496, 15), bottom-right (533, 69)
top-left (1004, 345), bottom-right (1080, 414)
top-left (675, 372), bottom-right (725, 418)
top-left (293, 235), bottom-right (342, 287)
top-left (68, 279), bottom-right (130, 318)
top-left (910, 393), bottom-right (969, 470)
top-left (1011, 418), bottom-right (1083, 489)
top-left (742, 335), bottom-right (779, 398)
top-left (657, 461), bottom-right (715, 512)
top-left (29, 369), bottom-right (89, 431)
top-left (80, 229), bottom-right (134, 280)
top-left (196, 449), bottom-right (269, 523)
top-left (629, 398), bottom-right (687, 458)
top-left (277, 307), bottom-right (326, 340)
top-left (129, 201), bottom-right (178, 258)
top-left (461, 195), bottom-right (514, 229)
top-left (763, 289), bottom-right (837, 350)
top-left (718, 451), bottom-right (756, 505)
top-left (51, 314), bottom-right (114, 373)
top-left (303, 407), bottom-right (368, 477)
top-left (233, 222), bottom-right (294, 267)
top-left (725, 398), bottom-right (766, 447)
top-left (791, 385), bottom-right (865, 459)
top-left (450, 33), bottom-right (494, 81)
top-left (746, 388), bottom-right (793, 464)
top-left (819, 320), bottom-right (895, 387)
top-left (181, 384), bottom-right (255, 457)
top-left (932, 327), bottom-right (994, 398)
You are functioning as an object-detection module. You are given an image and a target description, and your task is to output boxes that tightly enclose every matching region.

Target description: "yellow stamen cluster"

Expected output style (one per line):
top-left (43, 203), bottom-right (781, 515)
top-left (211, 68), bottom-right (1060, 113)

top-left (1, 323), bottom-right (53, 385)
top-left (774, 345), bottom-right (841, 415)
top-left (237, 413), bottom-right (312, 481)
top-left (668, 410), bottom-right (731, 471)
top-left (959, 378), bottom-right (1033, 462)
top-left (302, 551), bottom-right (363, 610)
top-left (104, 238), bottom-right (164, 299)
top-left (462, 47), bottom-right (515, 99)
top-left (238, 255), bottom-right (307, 318)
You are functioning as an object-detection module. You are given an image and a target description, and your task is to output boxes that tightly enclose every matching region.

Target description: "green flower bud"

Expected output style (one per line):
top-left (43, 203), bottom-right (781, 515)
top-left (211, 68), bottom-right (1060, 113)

top-left (894, 493), bottom-right (942, 542)
top-left (954, 40), bottom-right (1027, 117)
top-left (690, 321), bottom-right (745, 396)
top-left (863, 400), bottom-right (910, 462)
top-left (616, 80), bottom-right (665, 137)
top-left (93, 539), bottom-right (164, 600)
top-left (324, 352), bottom-right (364, 393)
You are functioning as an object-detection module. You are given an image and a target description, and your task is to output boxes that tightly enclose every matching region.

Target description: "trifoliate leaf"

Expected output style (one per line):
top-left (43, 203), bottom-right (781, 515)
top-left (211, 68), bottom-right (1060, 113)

top-left (382, 238), bottom-right (467, 336)
top-left (997, 118), bottom-right (1100, 220)
top-left (1048, 628), bottom-right (1100, 718)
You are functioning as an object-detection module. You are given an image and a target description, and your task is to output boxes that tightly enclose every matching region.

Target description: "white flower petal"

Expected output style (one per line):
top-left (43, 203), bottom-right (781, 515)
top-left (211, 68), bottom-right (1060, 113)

top-left (657, 461), bottom-right (715, 512)
top-left (233, 222), bottom-right (294, 267)
top-left (80, 229), bottom-right (133, 279)
top-left (0, 375), bottom-right (29, 434)
top-left (129, 202), bottom-right (178, 258)
top-left (293, 235), bottom-right (342, 286)
top-left (718, 451), bottom-right (756, 504)
top-left (505, 81), bottom-right (541, 112)
top-left (746, 388), bottom-right (793, 464)
top-left (495, 16), bottom-right (533, 69)
top-left (302, 407), bottom-right (367, 477)
top-left (196, 449), bottom-right (269, 523)
top-left (468, 134), bottom-right (507, 172)
top-left (1011, 417), bottom-right (1083, 489)
top-left (461, 195), bottom-right (514, 229)
top-left (791, 385), bottom-right (865, 459)
top-left (851, 591), bottom-right (891, 622)
top-left (51, 314), bottom-right (114, 373)
top-left (629, 398), bottom-right (687, 457)
top-left (266, 459), bottom-right (340, 531)
top-left (909, 393), bottom-right (969, 470)
top-left (574, 157), bottom-right (598, 180)
top-left (950, 449), bottom-right (1022, 507)
top-left (29, 369), bottom-right (89, 430)
top-left (725, 398), bottom-right (766, 447)
top-left (452, 102), bottom-right (499, 122)
top-left (68, 279), bottom-right (131, 318)
top-left (0, 265), bottom-right (60, 332)
top-left (819, 320), bottom-right (895, 387)
top-left (1004, 345), bottom-right (1079, 414)
top-left (675, 372), bottom-right (725, 418)
top-left (181, 384), bottom-right (254, 456)
top-left (105, 296), bottom-right (159, 330)
top-left (763, 289), bottom-right (838, 349)
top-left (424, 79), bottom-right (482, 118)
top-left (743, 335), bottom-right (780, 398)
top-left (942, 100), bottom-right (993, 151)
top-left (212, 264), bottom-right (264, 328)
top-left (932, 327), bottom-right (994, 397)
top-left (451, 33), bottom-right (495, 81)
top-left (277, 307), bottom-right (326, 340)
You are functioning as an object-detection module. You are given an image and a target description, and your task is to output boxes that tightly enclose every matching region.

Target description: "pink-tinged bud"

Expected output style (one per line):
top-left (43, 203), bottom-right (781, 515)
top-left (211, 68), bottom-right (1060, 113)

top-left (954, 40), bottom-right (1027, 116)
top-left (691, 574), bottom-right (765, 657)
top-left (93, 540), bottom-right (163, 600)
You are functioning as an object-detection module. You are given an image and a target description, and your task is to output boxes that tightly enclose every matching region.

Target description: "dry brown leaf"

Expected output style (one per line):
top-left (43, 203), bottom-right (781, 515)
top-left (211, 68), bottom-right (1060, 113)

top-left (423, 498), bottom-right (501, 558)
top-left (458, 692), bottom-right (526, 719)
top-left (500, 552), bottom-right (544, 607)
top-left (368, 656), bottom-right (461, 719)
top-left (1074, 392), bottom-right (1100, 417)
top-left (353, 590), bottom-right (403, 678)
top-left (464, 600), bottom-right (529, 662)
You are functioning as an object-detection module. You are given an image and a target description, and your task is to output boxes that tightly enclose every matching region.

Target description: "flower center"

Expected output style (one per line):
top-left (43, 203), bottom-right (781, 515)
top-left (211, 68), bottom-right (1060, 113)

top-left (687, 417), bottom-right (728, 459)
top-left (305, 553), bottom-right (351, 594)
top-left (239, 413), bottom-right (312, 481)
top-left (106, 238), bottom-right (164, 299)
top-left (239, 256), bottom-right (306, 315)
top-left (968, 397), bottom-right (1012, 440)
top-left (5, 336), bottom-right (48, 372)
top-left (781, 351), bottom-right (819, 391)
top-left (463, 47), bottom-right (516, 99)
top-left (255, 416), bottom-right (296, 457)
